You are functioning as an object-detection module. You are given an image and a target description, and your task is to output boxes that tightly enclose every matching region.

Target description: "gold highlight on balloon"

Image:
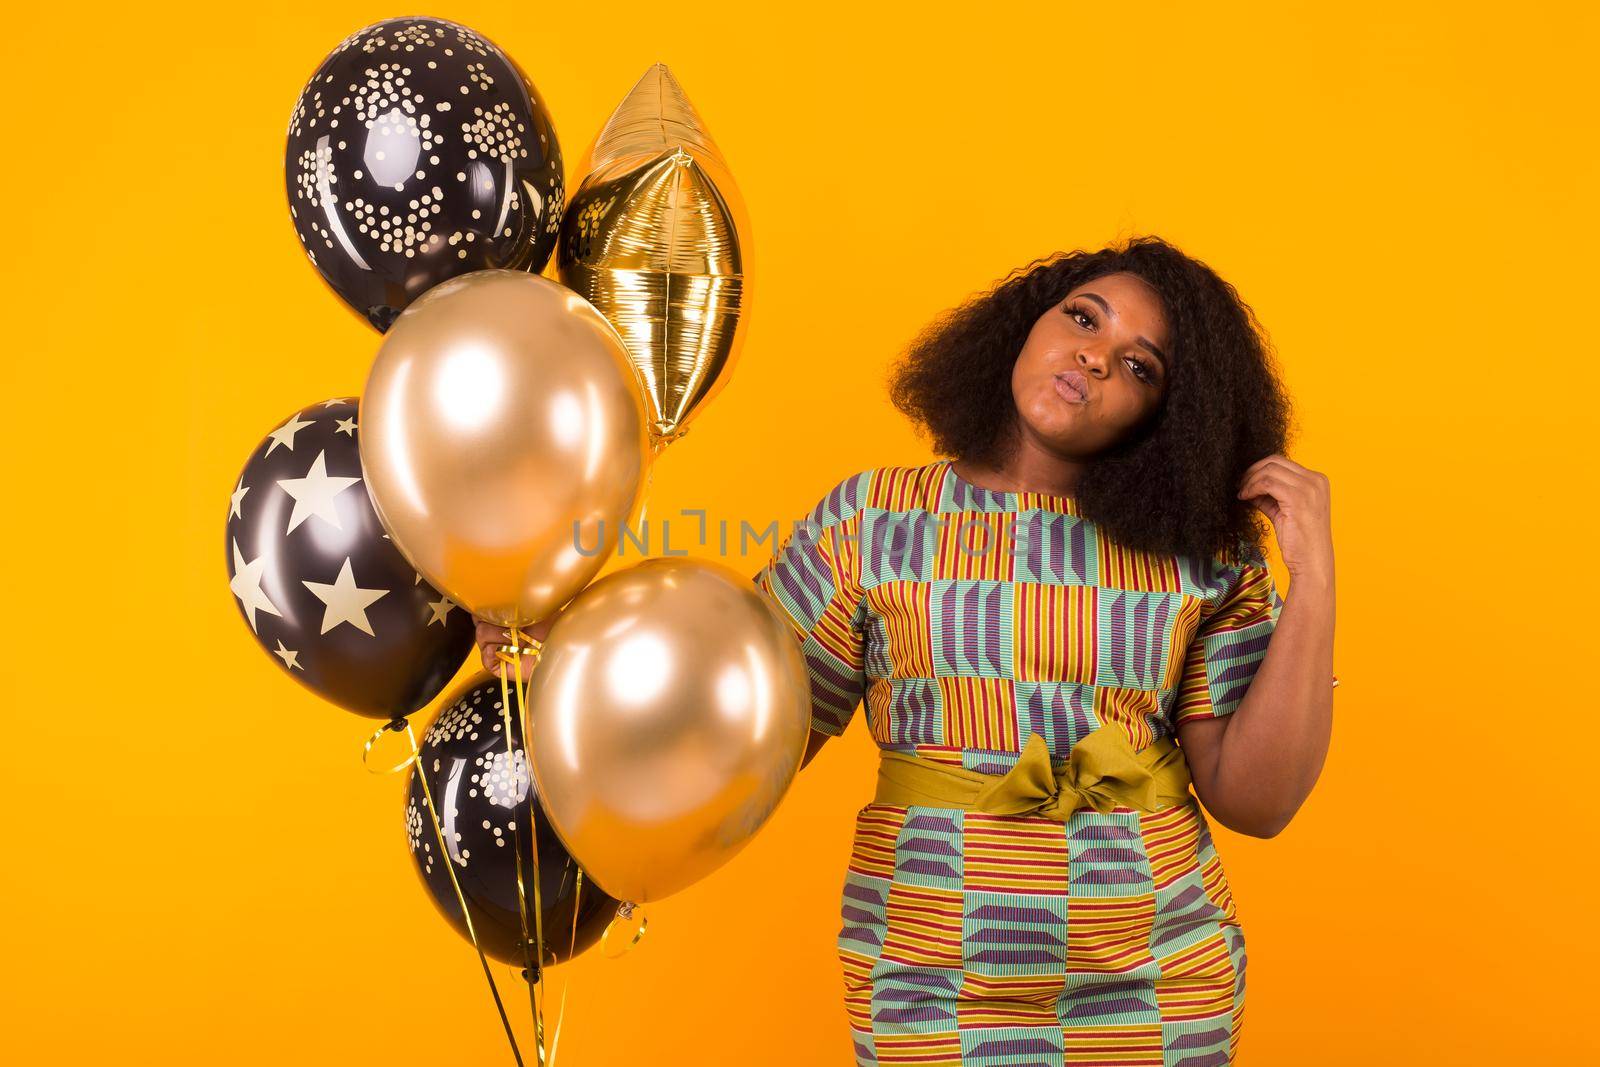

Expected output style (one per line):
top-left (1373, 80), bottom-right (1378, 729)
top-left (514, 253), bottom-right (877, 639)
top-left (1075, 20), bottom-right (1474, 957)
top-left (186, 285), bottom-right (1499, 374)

top-left (522, 558), bottom-right (812, 905)
top-left (360, 270), bottom-right (652, 628)
top-left (557, 63), bottom-right (751, 446)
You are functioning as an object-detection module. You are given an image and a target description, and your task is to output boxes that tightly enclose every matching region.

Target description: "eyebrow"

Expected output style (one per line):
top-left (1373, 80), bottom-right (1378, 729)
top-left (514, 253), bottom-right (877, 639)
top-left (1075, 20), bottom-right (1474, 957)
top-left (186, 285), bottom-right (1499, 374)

top-left (1077, 291), bottom-right (1170, 370)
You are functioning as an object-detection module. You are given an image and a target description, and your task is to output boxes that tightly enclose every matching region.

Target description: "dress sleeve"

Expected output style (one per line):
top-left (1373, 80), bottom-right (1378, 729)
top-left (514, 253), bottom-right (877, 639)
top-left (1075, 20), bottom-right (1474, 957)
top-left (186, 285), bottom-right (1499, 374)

top-left (1172, 544), bottom-right (1281, 726)
top-left (751, 473), bottom-right (870, 738)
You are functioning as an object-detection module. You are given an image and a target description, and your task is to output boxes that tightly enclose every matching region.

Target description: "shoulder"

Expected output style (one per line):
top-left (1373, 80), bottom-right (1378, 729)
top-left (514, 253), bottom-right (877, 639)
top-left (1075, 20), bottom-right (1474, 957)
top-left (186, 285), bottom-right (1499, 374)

top-left (795, 468), bottom-right (872, 529)
top-left (1202, 534), bottom-right (1269, 571)
top-left (1186, 542), bottom-right (1278, 627)
top-left (1165, 535), bottom-right (1269, 603)
top-left (802, 461), bottom-right (951, 525)
top-left (1219, 538), bottom-right (1270, 578)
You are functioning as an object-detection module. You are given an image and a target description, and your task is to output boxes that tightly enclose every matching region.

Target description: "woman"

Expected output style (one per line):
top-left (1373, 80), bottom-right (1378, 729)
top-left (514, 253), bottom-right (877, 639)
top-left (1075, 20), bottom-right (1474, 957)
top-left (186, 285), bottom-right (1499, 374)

top-left (478, 235), bottom-right (1335, 1065)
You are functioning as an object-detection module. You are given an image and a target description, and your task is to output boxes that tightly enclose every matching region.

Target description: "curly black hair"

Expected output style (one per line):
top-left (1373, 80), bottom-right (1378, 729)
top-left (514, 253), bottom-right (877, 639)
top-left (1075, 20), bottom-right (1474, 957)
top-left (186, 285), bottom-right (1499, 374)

top-left (888, 235), bottom-right (1291, 562)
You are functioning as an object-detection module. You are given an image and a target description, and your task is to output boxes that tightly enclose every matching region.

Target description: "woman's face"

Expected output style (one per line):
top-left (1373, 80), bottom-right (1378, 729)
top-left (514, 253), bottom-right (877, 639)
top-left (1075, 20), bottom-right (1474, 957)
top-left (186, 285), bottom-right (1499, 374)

top-left (1010, 271), bottom-right (1172, 458)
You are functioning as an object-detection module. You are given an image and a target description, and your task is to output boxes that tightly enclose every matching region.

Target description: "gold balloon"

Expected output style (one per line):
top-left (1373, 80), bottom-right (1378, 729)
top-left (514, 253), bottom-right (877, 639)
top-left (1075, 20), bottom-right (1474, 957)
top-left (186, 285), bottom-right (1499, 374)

top-left (557, 63), bottom-right (751, 445)
top-left (360, 270), bottom-right (651, 628)
top-left (523, 557), bottom-right (811, 904)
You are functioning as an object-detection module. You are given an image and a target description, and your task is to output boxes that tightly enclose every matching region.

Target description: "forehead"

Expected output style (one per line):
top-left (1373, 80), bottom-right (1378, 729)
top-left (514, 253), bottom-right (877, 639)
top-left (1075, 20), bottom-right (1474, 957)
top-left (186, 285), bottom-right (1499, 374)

top-left (1070, 273), bottom-right (1168, 331)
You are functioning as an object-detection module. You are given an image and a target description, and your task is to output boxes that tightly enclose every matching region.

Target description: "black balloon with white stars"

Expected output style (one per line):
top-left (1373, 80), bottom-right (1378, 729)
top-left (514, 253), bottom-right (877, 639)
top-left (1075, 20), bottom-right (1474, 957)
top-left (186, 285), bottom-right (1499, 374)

top-left (285, 17), bottom-right (565, 331)
top-left (225, 398), bottom-right (474, 719)
top-left (407, 676), bottom-right (618, 972)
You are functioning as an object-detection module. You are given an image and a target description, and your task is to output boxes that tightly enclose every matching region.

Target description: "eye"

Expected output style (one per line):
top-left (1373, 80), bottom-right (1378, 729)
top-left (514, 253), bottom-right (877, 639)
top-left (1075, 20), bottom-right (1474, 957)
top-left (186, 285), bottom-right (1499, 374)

top-left (1123, 356), bottom-right (1156, 384)
top-left (1064, 302), bottom-right (1095, 329)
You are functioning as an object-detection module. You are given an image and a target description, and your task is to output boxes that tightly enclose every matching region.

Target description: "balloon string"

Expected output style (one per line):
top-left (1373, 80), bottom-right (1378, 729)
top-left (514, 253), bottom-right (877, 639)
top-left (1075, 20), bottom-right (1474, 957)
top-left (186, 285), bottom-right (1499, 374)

top-left (361, 719), bottom-right (420, 776)
top-left (496, 636), bottom-right (547, 1064)
top-left (512, 640), bottom-right (550, 1046)
top-left (634, 431), bottom-right (676, 538)
top-left (545, 866), bottom-right (583, 1066)
top-left (401, 720), bottom-right (526, 1067)
top-left (601, 901), bottom-right (649, 957)
top-left (649, 425), bottom-right (686, 456)
top-left (637, 462), bottom-right (654, 533)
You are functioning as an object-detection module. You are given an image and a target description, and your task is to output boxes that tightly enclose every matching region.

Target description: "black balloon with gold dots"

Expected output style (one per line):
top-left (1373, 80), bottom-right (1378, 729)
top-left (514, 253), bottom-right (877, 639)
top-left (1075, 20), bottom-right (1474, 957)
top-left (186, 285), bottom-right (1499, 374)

top-left (284, 17), bottom-right (564, 331)
top-left (407, 675), bottom-right (619, 973)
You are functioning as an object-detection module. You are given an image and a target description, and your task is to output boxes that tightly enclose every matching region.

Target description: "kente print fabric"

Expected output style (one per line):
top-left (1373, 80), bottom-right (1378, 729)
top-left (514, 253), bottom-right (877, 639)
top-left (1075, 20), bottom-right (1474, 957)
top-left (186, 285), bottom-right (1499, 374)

top-left (753, 460), bottom-right (1282, 1067)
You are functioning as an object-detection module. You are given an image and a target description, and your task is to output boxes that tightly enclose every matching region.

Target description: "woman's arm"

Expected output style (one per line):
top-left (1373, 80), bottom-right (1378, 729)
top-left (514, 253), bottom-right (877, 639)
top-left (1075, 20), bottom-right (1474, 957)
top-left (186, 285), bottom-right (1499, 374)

top-left (1177, 455), bottom-right (1336, 838)
top-left (753, 474), bottom-right (874, 773)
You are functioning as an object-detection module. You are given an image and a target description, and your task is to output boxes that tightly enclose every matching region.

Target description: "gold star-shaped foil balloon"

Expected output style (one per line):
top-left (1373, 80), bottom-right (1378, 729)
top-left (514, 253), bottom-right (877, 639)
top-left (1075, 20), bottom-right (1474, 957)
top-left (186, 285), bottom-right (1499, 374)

top-left (557, 63), bottom-right (751, 446)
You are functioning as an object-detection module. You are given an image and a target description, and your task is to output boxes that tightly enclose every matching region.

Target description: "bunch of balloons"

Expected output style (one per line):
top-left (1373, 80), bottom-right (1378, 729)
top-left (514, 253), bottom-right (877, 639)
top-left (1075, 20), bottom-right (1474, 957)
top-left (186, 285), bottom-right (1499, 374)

top-left (225, 17), bottom-right (808, 1060)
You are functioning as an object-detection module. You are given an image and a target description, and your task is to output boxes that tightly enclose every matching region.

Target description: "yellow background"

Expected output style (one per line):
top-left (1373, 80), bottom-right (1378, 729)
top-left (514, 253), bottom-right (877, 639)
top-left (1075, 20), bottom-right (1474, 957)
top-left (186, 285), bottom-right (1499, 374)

top-left (3, 1), bottom-right (1594, 1062)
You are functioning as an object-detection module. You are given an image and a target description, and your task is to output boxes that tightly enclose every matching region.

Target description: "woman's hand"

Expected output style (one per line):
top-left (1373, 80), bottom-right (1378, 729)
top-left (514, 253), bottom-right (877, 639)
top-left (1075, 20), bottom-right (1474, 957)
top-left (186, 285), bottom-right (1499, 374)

top-left (474, 616), bottom-right (557, 679)
top-left (1237, 454), bottom-right (1333, 585)
top-left (1178, 453), bottom-right (1337, 838)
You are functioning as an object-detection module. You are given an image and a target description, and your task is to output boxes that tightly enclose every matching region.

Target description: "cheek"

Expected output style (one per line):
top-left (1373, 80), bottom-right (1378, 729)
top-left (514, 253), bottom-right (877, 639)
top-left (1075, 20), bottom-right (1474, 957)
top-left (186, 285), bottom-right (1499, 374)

top-left (1010, 359), bottom-right (1047, 419)
top-left (1011, 342), bottom-right (1046, 386)
top-left (1013, 379), bottom-right (1091, 445)
top-left (1010, 333), bottom-right (1070, 404)
top-left (1097, 385), bottom-right (1164, 440)
top-left (1017, 324), bottom-right (1070, 370)
top-left (1012, 369), bottom-right (1061, 421)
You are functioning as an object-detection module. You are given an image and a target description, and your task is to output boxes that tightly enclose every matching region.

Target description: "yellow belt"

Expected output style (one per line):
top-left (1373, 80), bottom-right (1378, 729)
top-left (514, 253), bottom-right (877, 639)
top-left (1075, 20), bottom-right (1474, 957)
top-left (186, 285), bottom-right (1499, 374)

top-left (872, 727), bottom-right (1195, 821)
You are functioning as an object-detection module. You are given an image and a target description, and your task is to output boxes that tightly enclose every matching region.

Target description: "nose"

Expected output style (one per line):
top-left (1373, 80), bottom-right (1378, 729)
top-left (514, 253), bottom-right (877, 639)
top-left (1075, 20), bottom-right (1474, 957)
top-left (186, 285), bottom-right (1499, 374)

top-left (1075, 346), bottom-right (1110, 377)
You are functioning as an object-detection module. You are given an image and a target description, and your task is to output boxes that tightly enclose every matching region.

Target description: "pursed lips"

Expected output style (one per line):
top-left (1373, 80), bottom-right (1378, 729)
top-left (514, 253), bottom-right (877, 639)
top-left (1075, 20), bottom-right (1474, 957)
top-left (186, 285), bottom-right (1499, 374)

top-left (1054, 370), bottom-right (1089, 404)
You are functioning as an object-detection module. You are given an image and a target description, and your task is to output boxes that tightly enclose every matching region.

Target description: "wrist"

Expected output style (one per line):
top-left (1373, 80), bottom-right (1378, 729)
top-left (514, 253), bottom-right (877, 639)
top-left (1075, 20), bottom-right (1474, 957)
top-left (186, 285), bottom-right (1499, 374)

top-left (1286, 567), bottom-right (1334, 598)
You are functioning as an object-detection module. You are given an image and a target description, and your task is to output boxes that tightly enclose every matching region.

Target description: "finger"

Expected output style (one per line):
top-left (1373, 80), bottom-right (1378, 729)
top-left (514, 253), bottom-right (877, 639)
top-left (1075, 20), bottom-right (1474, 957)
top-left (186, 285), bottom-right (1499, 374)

top-left (1258, 453), bottom-right (1303, 471)
top-left (499, 630), bottom-right (543, 654)
top-left (480, 648), bottom-right (504, 676)
top-left (490, 647), bottom-right (537, 674)
top-left (1243, 455), bottom-right (1304, 482)
top-left (1244, 494), bottom-right (1281, 523)
top-left (478, 624), bottom-right (527, 646)
top-left (1237, 471), bottom-right (1274, 499)
top-left (1238, 471), bottom-right (1293, 502)
top-left (1237, 460), bottom-right (1279, 494)
top-left (1239, 465), bottom-right (1308, 497)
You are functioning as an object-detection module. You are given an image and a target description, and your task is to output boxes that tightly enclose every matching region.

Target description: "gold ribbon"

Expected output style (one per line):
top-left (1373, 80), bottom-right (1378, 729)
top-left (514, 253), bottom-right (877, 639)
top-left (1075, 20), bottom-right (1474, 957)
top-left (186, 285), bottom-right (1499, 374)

top-left (874, 727), bottom-right (1195, 821)
top-left (495, 631), bottom-right (547, 1064)
top-left (600, 901), bottom-right (649, 958)
top-left (545, 868), bottom-right (584, 1067)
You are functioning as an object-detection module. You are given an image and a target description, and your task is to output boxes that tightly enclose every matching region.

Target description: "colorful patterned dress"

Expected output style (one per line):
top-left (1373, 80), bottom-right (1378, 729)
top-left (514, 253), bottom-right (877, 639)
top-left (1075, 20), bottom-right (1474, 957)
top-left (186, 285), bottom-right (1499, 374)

top-left (753, 460), bottom-right (1282, 1067)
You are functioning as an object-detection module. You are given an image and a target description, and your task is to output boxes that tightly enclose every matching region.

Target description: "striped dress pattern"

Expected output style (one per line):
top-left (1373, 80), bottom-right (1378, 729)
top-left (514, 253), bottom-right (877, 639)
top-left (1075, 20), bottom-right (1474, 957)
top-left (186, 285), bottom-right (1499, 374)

top-left (752, 460), bottom-right (1282, 1067)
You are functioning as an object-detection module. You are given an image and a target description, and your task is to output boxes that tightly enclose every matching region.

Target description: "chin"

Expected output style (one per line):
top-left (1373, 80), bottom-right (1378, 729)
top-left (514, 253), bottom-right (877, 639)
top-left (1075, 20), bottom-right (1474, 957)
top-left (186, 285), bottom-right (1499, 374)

top-left (1027, 427), bottom-right (1091, 457)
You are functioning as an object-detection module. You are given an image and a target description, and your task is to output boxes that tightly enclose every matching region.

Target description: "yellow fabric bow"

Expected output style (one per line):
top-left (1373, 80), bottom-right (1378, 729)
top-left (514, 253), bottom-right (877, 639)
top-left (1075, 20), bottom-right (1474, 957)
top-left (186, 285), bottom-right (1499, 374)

top-left (873, 728), bottom-right (1194, 821)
